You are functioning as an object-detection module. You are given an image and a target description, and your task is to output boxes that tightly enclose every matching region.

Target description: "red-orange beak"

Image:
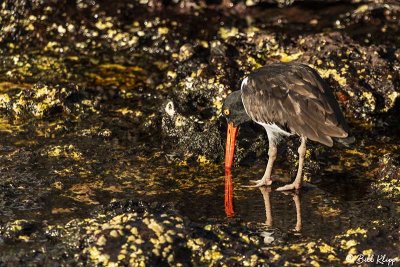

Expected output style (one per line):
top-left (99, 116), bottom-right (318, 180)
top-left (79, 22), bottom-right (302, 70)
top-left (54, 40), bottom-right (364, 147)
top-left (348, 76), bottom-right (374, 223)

top-left (224, 122), bottom-right (238, 169)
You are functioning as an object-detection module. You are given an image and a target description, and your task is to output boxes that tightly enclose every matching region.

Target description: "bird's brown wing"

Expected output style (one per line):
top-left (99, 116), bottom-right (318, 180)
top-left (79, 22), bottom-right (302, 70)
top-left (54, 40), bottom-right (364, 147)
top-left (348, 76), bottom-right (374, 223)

top-left (241, 63), bottom-right (348, 146)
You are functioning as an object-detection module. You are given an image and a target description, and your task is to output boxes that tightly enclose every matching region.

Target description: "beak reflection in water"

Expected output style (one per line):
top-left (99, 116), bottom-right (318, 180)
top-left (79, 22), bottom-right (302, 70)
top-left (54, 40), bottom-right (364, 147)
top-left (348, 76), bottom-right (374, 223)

top-left (224, 171), bottom-right (302, 233)
top-left (224, 169), bottom-right (234, 217)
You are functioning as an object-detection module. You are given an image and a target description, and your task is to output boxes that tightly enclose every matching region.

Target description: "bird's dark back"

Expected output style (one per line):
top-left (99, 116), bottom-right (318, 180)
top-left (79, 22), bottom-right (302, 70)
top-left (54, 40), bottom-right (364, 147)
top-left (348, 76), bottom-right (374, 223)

top-left (242, 62), bottom-right (349, 146)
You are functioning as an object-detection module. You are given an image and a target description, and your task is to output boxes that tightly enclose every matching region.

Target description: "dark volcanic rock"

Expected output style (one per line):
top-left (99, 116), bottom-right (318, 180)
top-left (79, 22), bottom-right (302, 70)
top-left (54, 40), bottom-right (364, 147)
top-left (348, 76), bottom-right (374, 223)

top-left (1, 0), bottom-right (399, 165)
top-left (371, 153), bottom-right (400, 201)
top-left (0, 200), bottom-right (268, 266)
top-left (0, 82), bottom-right (79, 119)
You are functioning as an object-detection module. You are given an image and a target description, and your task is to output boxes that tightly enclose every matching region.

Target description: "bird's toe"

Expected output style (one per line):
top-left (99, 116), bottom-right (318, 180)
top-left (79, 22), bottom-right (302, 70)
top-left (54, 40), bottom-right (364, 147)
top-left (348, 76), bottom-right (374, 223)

top-left (243, 180), bottom-right (272, 188)
top-left (276, 183), bottom-right (301, 191)
top-left (249, 179), bottom-right (273, 185)
top-left (242, 181), bottom-right (265, 188)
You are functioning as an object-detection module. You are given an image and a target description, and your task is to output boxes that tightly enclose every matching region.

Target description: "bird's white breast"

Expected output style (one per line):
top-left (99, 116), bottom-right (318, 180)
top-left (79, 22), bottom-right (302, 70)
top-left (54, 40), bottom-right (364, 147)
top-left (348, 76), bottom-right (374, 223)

top-left (240, 76), bottom-right (292, 145)
top-left (259, 122), bottom-right (292, 145)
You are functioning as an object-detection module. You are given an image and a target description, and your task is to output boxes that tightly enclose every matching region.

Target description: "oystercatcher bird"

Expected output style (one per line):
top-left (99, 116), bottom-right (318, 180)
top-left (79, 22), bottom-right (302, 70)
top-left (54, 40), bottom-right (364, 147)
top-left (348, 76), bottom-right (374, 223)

top-left (223, 63), bottom-right (350, 191)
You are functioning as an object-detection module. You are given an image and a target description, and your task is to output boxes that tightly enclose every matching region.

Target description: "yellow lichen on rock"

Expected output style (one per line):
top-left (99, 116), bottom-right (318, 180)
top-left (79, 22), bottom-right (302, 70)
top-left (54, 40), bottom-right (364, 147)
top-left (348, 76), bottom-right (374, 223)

top-left (158, 27), bottom-right (169, 35)
top-left (345, 228), bottom-right (367, 237)
top-left (341, 239), bottom-right (358, 250)
top-left (317, 206), bottom-right (341, 217)
top-left (311, 65), bottom-right (347, 87)
top-left (219, 27), bottom-right (239, 39)
top-left (318, 243), bottom-right (335, 254)
top-left (197, 155), bottom-right (211, 165)
top-left (95, 17), bottom-right (113, 30)
top-left (44, 144), bottom-right (83, 160)
top-left (279, 51), bottom-right (303, 63)
top-left (361, 91), bottom-right (376, 110)
top-left (386, 91), bottom-right (399, 111)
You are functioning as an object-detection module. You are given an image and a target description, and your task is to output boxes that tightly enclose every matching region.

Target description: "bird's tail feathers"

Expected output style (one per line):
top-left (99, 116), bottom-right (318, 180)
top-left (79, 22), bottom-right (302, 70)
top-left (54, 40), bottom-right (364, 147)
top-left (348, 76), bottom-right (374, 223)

top-left (334, 136), bottom-right (356, 147)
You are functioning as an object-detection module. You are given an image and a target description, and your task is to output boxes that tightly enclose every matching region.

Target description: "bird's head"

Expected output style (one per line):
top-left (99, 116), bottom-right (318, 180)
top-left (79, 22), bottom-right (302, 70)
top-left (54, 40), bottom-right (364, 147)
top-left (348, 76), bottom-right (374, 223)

top-left (222, 90), bottom-right (250, 127)
top-left (222, 90), bottom-right (251, 169)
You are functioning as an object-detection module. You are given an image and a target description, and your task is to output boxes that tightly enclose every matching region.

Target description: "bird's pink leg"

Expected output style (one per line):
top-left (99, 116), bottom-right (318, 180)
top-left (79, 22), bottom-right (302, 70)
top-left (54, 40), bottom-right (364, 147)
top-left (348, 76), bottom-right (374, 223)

top-left (246, 145), bottom-right (277, 187)
top-left (277, 137), bottom-right (307, 191)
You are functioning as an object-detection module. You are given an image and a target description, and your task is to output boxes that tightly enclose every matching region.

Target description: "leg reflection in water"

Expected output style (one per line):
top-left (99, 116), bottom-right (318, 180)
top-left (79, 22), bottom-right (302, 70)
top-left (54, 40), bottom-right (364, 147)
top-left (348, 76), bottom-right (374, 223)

top-left (259, 188), bottom-right (303, 245)
top-left (261, 189), bottom-right (302, 232)
top-left (259, 187), bottom-right (273, 227)
top-left (223, 171), bottom-right (302, 233)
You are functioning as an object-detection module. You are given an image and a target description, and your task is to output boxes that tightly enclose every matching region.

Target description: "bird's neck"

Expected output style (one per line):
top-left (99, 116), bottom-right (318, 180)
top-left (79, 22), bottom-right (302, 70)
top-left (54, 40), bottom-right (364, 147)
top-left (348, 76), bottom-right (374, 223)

top-left (235, 103), bottom-right (252, 125)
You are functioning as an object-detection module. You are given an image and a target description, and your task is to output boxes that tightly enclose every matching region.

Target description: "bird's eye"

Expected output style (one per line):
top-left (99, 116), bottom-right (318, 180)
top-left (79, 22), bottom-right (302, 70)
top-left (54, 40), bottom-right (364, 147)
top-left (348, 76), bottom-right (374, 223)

top-left (223, 109), bottom-right (230, 116)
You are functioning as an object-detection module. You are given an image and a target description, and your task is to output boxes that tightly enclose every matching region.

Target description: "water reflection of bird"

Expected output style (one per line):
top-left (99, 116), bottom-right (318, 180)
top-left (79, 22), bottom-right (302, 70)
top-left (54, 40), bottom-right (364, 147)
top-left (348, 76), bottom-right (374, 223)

top-left (224, 169), bottom-right (235, 217)
top-left (259, 187), bottom-right (302, 233)
top-left (223, 171), bottom-right (302, 235)
top-left (259, 188), bottom-right (302, 245)
top-left (223, 63), bottom-right (352, 190)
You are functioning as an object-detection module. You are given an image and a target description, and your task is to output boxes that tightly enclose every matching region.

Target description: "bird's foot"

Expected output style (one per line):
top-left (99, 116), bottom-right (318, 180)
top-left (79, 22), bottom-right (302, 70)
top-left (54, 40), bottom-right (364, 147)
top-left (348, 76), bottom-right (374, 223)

top-left (250, 178), bottom-right (273, 186)
top-left (276, 182), bottom-right (301, 191)
top-left (243, 178), bottom-right (273, 188)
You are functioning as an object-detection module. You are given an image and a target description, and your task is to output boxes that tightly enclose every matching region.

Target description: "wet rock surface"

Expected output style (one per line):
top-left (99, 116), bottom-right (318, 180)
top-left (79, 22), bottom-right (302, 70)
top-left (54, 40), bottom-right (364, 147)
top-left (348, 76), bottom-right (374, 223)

top-left (0, 0), bottom-right (399, 265)
top-left (1, 201), bottom-right (267, 266)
